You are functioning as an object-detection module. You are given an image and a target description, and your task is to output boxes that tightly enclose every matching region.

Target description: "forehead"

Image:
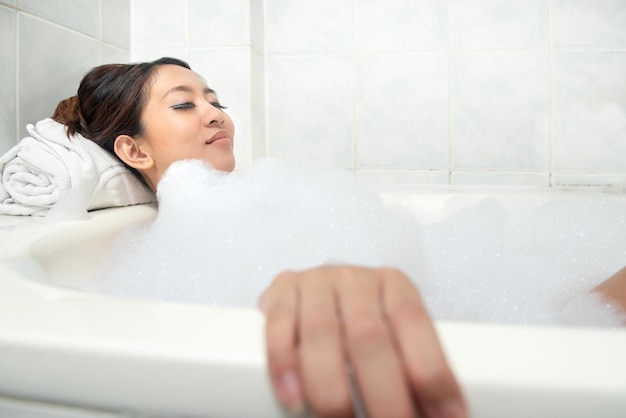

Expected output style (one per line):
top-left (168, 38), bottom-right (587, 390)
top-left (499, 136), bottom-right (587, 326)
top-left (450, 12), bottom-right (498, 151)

top-left (149, 64), bottom-right (210, 95)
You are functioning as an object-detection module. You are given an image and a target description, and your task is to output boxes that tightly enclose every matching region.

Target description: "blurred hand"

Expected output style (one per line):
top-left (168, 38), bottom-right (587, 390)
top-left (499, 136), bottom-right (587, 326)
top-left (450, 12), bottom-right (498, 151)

top-left (594, 265), bottom-right (626, 311)
top-left (258, 265), bottom-right (467, 418)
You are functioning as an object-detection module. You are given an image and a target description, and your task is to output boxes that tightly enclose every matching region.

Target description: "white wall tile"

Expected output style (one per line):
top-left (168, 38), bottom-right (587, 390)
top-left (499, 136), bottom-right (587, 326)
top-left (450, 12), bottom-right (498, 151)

top-left (250, 0), bottom-right (265, 53)
top-left (355, 52), bottom-right (448, 169)
top-left (101, 44), bottom-right (130, 64)
top-left (102, 0), bottom-right (130, 48)
top-left (0, 5), bottom-right (16, 153)
top-left (551, 0), bottom-right (626, 48)
top-left (452, 172), bottom-right (549, 187)
top-left (451, 51), bottom-right (549, 171)
top-left (266, 55), bottom-right (353, 167)
top-left (20, 0), bottom-right (100, 37)
top-left (18, 13), bottom-right (100, 138)
top-left (356, 170), bottom-right (450, 186)
top-left (265, 0), bottom-right (351, 54)
top-left (131, 49), bottom-right (189, 63)
top-left (132, 0), bottom-right (187, 49)
top-left (450, 0), bottom-right (547, 50)
top-left (552, 51), bottom-right (626, 172)
top-left (354, 0), bottom-right (447, 52)
top-left (2, 0), bottom-right (129, 154)
top-left (250, 49), bottom-right (266, 160)
top-left (190, 0), bottom-right (249, 47)
top-left (0, 0), bottom-right (16, 7)
top-left (552, 174), bottom-right (626, 190)
top-left (189, 48), bottom-right (252, 168)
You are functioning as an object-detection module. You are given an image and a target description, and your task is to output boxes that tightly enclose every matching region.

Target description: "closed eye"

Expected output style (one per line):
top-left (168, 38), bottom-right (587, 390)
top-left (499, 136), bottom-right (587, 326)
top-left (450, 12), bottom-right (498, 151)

top-left (210, 102), bottom-right (228, 110)
top-left (170, 102), bottom-right (196, 110)
top-left (170, 102), bottom-right (228, 110)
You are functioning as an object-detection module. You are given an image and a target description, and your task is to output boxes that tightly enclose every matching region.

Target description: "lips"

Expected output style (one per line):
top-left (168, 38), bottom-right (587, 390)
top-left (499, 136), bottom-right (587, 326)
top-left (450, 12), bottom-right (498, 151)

top-left (206, 131), bottom-right (229, 145)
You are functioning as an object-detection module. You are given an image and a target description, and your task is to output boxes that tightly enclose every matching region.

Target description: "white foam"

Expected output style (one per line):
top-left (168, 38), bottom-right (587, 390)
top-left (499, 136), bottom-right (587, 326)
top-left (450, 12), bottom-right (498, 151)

top-left (90, 158), bottom-right (424, 307)
top-left (418, 193), bottom-right (626, 326)
top-left (73, 158), bottom-right (626, 327)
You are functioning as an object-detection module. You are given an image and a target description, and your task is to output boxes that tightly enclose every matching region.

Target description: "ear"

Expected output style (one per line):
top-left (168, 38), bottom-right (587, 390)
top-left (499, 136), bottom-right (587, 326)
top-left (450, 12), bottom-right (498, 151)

top-left (113, 135), bottom-right (154, 171)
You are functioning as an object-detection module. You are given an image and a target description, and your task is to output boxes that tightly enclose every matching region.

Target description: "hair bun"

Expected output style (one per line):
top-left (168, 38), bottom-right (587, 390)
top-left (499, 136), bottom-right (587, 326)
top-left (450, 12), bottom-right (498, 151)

top-left (51, 95), bottom-right (87, 138)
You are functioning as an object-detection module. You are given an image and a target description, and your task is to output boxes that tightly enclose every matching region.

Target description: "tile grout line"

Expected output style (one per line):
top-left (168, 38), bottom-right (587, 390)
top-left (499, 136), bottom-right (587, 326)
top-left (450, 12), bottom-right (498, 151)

top-left (446, 0), bottom-right (453, 185)
top-left (15, 6), bottom-right (19, 144)
top-left (547, 0), bottom-right (554, 187)
top-left (351, 0), bottom-right (357, 174)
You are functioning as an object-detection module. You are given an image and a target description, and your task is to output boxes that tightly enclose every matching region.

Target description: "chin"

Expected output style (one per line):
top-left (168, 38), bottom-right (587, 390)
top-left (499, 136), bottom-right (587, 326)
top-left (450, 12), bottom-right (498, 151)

top-left (213, 157), bottom-right (236, 173)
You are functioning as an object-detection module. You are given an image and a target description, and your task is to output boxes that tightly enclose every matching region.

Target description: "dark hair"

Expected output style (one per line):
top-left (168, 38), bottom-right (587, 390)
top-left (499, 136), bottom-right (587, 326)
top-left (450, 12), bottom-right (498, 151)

top-left (52, 57), bottom-right (191, 177)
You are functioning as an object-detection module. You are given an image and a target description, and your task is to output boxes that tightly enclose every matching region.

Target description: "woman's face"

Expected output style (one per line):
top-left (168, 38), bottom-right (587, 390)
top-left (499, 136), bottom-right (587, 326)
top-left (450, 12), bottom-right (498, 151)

top-left (139, 64), bottom-right (236, 186)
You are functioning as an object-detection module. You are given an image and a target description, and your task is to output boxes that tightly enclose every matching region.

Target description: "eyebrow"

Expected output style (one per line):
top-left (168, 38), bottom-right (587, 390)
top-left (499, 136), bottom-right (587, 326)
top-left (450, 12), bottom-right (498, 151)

top-left (161, 85), bottom-right (216, 100)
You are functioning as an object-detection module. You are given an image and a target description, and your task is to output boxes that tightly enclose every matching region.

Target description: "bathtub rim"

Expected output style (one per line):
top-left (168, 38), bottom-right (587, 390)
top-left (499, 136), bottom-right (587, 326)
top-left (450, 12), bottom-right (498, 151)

top-left (1, 268), bottom-right (625, 417)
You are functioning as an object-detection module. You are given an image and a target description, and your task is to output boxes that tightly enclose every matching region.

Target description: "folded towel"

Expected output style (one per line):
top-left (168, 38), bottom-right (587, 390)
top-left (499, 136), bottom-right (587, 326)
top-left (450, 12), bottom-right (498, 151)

top-left (0, 118), bottom-right (155, 216)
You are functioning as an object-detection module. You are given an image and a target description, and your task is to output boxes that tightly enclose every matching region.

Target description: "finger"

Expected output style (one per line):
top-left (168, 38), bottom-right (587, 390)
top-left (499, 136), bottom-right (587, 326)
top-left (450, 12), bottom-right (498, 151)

top-left (381, 269), bottom-right (467, 418)
top-left (338, 267), bottom-right (415, 418)
top-left (258, 271), bottom-right (305, 413)
top-left (298, 266), bottom-right (352, 417)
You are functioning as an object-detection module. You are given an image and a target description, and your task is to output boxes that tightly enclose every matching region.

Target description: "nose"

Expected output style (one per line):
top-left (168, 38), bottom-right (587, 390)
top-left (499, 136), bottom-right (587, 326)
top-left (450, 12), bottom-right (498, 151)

top-left (202, 102), bottom-right (225, 126)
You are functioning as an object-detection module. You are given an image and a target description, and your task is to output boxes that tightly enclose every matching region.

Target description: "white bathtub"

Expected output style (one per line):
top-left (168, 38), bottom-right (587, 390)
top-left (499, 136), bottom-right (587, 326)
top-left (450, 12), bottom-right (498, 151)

top-left (0, 188), bottom-right (625, 418)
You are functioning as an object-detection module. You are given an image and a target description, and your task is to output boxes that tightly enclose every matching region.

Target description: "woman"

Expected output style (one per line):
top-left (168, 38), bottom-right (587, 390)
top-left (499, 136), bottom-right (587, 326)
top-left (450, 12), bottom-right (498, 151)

top-left (52, 57), bottom-right (467, 418)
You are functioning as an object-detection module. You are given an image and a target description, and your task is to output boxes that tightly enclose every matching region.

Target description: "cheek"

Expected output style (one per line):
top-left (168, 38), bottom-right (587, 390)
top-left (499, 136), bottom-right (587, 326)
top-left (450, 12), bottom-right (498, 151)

top-left (160, 116), bottom-right (200, 147)
top-left (226, 116), bottom-right (236, 137)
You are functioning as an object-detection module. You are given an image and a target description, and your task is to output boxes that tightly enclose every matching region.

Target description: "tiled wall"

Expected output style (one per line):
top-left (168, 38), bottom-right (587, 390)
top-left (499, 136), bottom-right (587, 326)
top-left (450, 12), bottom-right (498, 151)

top-left (131, 0), bottom-right (626, 188)
top-left (0, 0), bottom-right (130, 154)
top-left (5, 1), bottom-right (623, 188)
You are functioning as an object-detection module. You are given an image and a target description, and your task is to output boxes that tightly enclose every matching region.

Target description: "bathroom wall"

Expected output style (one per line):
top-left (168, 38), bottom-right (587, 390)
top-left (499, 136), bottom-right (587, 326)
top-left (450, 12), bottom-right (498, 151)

top-left (0, 0), bottom-right (130, 154)
top-left (5, 1), bottom-right (622, 188)
top-left (131, 0), bottom-right (626, 188)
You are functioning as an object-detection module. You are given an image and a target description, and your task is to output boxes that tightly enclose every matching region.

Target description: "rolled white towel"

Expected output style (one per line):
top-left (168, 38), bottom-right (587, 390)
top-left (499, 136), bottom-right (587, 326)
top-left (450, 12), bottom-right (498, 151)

top-left (0, 118), bottom-right (155, 216)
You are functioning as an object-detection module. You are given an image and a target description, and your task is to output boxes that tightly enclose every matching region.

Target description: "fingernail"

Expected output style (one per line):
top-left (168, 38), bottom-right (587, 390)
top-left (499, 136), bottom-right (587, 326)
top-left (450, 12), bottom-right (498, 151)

top-left (276, 370), bottom-right (305, 415)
